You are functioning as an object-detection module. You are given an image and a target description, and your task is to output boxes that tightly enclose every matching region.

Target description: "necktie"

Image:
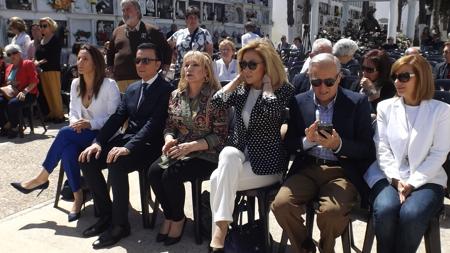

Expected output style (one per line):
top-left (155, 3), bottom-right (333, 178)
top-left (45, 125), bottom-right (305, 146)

top-left (137, 82), bottom-right (148, 110)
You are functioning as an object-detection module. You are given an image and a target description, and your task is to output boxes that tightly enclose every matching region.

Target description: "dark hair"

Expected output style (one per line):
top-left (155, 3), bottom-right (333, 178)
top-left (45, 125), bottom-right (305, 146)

top-left (72, 42), bottom-right (83, 55)
top-left (244, 21), bottom-right (256, 32)
top-left (293, 36), bottom-right (302, 43)
top-left (186, 6), bottom-right (200, 19)
top-left (363, 49), bottom-right (392, 81)
top-left (78, 44), bottom-right (106, 99)
top-left (137, 43), bottom-right (161, 61)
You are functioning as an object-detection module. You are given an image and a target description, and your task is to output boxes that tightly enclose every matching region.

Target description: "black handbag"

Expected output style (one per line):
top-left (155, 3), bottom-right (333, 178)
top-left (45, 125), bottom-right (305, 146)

top-left (224, 197), bottom-right (269, 253)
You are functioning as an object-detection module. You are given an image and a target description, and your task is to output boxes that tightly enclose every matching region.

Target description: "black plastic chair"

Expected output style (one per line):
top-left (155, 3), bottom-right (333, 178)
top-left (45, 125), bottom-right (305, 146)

top-left (435, 79), bottom-right (450, 91)
top-left (18, 98), bottom-right (47, 138)
top-left (232, 182), bottom-right (282, 253)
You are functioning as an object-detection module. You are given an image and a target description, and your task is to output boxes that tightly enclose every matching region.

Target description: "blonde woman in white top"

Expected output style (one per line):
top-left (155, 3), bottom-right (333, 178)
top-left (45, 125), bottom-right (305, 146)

top-left (371, 54), bottom-right (450, 253)
top-left (214, 38), bottom-right (238, 82)
top-left (11, 45), bottom-right (120, 222)
top-left (8, 17), bottom-right (31, 60)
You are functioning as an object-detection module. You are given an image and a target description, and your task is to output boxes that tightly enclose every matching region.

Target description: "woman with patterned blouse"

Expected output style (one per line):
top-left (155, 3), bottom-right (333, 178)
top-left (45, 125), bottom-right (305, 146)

top-left (147, 51), bottom-right (228, 246)
top-left (208, 40), bottom-right (294, 252)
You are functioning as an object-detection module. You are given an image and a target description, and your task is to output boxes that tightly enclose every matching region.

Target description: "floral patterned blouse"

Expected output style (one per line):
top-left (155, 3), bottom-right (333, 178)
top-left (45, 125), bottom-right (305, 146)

top-left (164, 84), bottom-right (228, 163)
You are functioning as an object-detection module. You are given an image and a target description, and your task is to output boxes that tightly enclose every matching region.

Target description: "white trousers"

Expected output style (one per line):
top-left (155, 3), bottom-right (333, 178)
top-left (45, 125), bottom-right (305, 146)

top-left (210, 146), bottom-right (281, 225)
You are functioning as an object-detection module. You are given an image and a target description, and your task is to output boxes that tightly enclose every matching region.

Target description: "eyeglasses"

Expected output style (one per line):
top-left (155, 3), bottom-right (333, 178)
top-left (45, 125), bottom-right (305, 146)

top-left (239, 60), bottom-right (261, 70)
top-left (39, 24), bottom-right (48, 29)
top-left (310, 77), bottom-right (337, 87)
top-left (391, 72), bottom-right (416, 82)
top-left (362, 65), bottom-right (377, 73)
top-left (135, 57), bottom-right (159, 65)
top-left (219, 48), bottom-right (231, 53)
top-left (7, 51), bottom-right (19, 57)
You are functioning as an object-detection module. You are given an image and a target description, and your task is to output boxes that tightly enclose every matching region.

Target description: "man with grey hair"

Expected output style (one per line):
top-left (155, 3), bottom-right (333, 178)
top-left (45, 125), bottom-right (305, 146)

top-left (300, 38), bottom-right (333, 74)
top-left (404, 47), bottom-right (421, 56)
top-left (333, 38), bottom-right (361, 77)
top-left (107, 0), bottom-right (172, 92)
top-left (272, 53), bottom-right (375, 253)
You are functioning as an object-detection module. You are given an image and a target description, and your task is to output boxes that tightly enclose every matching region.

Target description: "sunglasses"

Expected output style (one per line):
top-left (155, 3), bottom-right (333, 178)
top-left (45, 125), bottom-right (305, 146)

top-left (391, 72), bottom-right (416, 82)
top-left (135, 57), bottom-right (159, 65)
top-left (239, 61), bottom-right (261, 70)
top-left (7, 51), bottom-right (19, 57)
top-left (361, 65), bottom-right (377, 73)
top-left (310, 78), bottom-right (337, 87)
top-left (39, 24), bottom-right (48, 29)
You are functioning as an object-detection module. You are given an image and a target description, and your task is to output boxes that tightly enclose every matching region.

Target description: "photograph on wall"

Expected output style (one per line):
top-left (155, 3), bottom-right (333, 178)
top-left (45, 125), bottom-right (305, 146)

top-left (175, 1), bottom-right (186, 19)
top-left (95, 0), bottom-right (113, 14)
top-left (96, 20), bottom-right (114, 46)
top-left (144, 0), bottom-right (156, 16)
top-left (6, 0), bottom-right (32, 10)
top-left (70, 19), bottom-right (92, 45)
top-left (158, 0), bottom-right (173, 19)
top-left (72, 0), bottom-right (93, 14)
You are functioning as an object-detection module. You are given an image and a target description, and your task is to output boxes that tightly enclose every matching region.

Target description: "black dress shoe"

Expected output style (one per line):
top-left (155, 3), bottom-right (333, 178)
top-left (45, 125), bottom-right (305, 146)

top-left (164, 218), bottom-right (187, 246)
top-left (11, 181), bottom-right (49, 196)
top-left (82, 216), bottom-right (111, 238)
top-left (92, 225), bottom-right (130, 249)
top-left (7, 128), bottom-right (19, 139)
top-left (68, 212), bottom-right (81, 222)
top-left (0, 128), bottom-right (8, 137)
top-left (208, 246), bottom-right (225, 253)
top-left (156, 233), bottom-right (168, 242)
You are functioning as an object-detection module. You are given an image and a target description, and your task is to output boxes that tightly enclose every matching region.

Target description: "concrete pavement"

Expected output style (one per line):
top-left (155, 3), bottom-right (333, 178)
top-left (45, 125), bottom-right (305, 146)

top-left (1, 124), bottom-right (449, 252)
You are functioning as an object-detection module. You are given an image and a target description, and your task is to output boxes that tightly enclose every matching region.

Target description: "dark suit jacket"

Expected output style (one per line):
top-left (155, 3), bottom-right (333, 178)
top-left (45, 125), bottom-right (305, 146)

top-left (434, 62), bottom-right (449, 80)
top-left (95, 75), bottom-right (173, 152)
top-left (286, 87), bottom-right (376, 204)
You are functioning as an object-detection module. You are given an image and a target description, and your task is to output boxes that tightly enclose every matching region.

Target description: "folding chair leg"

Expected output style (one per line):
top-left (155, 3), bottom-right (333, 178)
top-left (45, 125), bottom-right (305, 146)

top-left (191, 180), bottom-right (203, 244)
top-left (54, 166), bottom-right (65, 208)
top-left (341, 225), bottom-right (351, 253)
top-left (424, 215), bottom-right (441, 253)
top-left (139, 170), bottom-right (150, 228)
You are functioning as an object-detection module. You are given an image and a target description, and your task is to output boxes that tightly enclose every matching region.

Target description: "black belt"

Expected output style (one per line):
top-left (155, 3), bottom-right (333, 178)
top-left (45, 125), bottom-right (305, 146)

top-left (304, 155), bottom-right (340, 166)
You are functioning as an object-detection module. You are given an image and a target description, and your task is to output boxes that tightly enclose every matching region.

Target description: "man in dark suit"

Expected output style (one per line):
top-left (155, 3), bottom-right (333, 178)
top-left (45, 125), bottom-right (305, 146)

top-left (434, 41), bottom-right (450, 80)
top-left (78, 43), bottom-right (173, 249)
top-left (271, 53), bottom-right (375, 253)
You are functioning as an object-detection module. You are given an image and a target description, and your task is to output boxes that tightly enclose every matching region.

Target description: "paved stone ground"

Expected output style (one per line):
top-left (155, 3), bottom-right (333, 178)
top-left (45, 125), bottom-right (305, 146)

top-left (1, 123), bottom-right (449, 252)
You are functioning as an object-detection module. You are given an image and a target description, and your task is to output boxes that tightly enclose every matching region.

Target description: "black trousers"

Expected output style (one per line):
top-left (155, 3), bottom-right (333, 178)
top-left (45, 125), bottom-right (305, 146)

top-left (0, 93), bottom-right (36, 128)
top-left (79, 134), bottom-right (161, 226)
top-left (147, 157), bottom-right (217, 221)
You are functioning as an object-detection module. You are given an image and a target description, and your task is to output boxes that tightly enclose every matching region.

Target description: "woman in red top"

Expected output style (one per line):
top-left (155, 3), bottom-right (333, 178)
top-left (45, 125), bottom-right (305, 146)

top-left (0, 44), bottom-right (39, 138)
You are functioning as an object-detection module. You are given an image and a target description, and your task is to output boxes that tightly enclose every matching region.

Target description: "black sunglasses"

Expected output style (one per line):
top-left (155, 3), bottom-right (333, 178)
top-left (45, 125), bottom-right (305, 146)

top-left (7, 51), bottom-right (19, 57)
top-left (239, 61), bottom-right (261, 70)
top-left (391, 72), bottom-right (416, 82)
top-left (361, 65), bottom-right (377, 73)
top-left (135, 57), bottom-right (159, 65)
top-left (310, 76), bottom-right (338, 87)
top-left (39, 24), bottom-right (48, 29)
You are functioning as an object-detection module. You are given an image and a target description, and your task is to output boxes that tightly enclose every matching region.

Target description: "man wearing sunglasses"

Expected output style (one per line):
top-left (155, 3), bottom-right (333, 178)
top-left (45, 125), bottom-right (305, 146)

top-left (107, 0), bottom-right (172, 92)
top-left (433, 41), bottom-right (450, 80)
top-left (79, 43), bottom-right (173, 249)
top-left (272, 53), bottom-right (375, 253)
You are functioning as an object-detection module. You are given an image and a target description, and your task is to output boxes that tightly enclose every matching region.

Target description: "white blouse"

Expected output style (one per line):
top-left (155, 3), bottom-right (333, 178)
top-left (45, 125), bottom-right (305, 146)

top-left (12, 32), bottom-right (31, 60)
top-left (69, 78), bottom-right (121, 130)
top-left (214, 59), bottom-right (238, 82)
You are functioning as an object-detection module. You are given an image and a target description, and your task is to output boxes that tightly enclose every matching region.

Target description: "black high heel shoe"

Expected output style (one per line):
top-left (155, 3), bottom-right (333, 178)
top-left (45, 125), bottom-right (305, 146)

top-left (164, 217), bottom-right (187, 246)
top-left (11, 181), bottom-right (49, 196)
top-left (208, 246), bottom-right (225, 253)
top-left (68, 190), bottom-right (87, 222)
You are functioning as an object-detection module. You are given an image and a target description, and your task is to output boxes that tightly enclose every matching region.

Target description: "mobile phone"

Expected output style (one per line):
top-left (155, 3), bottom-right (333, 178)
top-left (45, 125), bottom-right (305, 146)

top-left (317, 122), bottom-right (333, 138)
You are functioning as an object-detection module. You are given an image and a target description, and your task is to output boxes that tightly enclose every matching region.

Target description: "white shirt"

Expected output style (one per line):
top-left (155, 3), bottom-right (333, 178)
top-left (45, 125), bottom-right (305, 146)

top-left (214, 59), bottom-right (238, 82)
top-left (12, 32), bottom-right (31, 60)
top-left (69, 78), bottom-right (121, 130)
top-left (241, 32), bottom-right (260, 47)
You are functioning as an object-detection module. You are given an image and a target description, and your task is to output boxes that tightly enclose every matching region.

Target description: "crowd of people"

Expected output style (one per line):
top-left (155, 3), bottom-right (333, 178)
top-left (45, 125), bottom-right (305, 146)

top-left (2, 0), bottom-right (450, 253)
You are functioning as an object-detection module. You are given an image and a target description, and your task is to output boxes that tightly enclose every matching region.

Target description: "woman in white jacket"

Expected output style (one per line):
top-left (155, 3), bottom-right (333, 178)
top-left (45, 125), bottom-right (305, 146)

top-left (371, 54), bottom-right (450, 253)
top-left (11, 44), bottom-right (120, 222)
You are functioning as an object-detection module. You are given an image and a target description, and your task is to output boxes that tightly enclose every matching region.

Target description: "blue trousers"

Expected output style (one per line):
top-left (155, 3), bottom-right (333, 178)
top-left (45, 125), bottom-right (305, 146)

top-left (42, 126), bottom-right (98, 192)
top-left (370, 179), bottom-right (444, 253)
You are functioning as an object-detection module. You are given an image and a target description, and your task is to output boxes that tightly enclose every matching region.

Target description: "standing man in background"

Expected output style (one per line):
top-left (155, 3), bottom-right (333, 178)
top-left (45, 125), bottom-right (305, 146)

top-left (241, 21), bottom-right (260, 47)
top-left (107, 0), bottom-right (172, 92)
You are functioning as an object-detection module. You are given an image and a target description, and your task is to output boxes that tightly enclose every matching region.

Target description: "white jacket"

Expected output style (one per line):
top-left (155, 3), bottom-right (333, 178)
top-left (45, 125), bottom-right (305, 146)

top-left (375, 97), bottom-right (450, 188)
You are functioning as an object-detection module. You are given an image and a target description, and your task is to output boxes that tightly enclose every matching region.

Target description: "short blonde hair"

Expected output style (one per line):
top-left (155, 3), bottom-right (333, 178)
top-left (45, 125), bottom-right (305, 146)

top-left (178, 51), bottom-right (220, 92)
top-left (219, 38), bottom-right (236, 52)
top-left (237, 39), bottom-right (288, 90)
top-left (391, 54), bottom-right (434, 102)
top-left (9, 17), bottom-right (26, 32)
top-left (40, 17), bottom-right (58, 33)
